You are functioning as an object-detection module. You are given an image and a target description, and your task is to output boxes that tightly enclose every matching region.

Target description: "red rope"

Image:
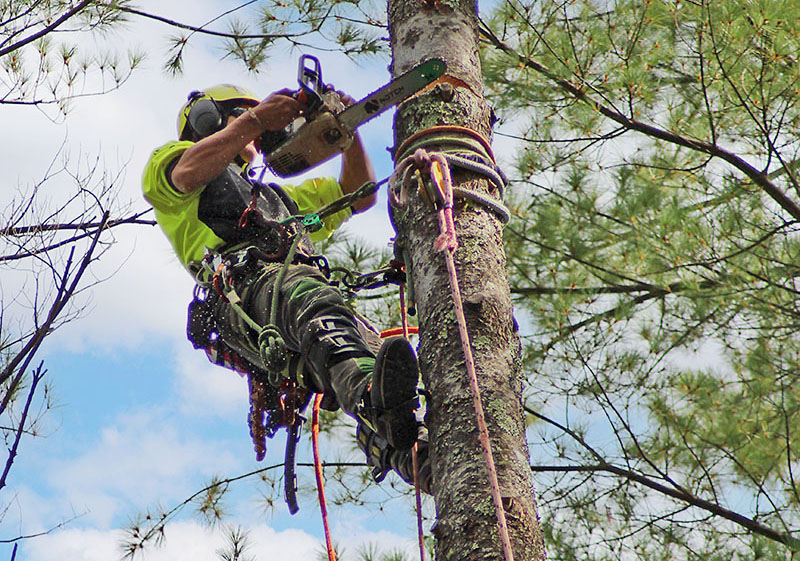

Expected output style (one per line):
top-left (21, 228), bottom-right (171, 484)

top-left (379, 325), bottom-right (419, 338)
top-left (312, 393), bottom-right (337, 561)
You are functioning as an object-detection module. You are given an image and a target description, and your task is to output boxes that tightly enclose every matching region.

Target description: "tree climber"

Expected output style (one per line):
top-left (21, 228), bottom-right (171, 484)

top-left (142, 84), bottom-right (430, 492)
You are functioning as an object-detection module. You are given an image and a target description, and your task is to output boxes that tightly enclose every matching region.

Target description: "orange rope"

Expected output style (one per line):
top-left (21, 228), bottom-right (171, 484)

top-left (401, 284), bottom-right (427, 561)
top-left (312, 393), bottom-right (337, 561)
top-left (379, 325), bottom-right (419, 338)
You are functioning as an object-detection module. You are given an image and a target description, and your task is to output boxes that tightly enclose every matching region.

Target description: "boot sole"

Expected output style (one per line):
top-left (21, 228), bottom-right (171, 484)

top-left (371, 337), bottom-right (419, 450)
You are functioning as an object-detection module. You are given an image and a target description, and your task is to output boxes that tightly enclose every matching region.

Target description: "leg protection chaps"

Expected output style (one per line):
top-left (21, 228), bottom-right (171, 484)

top-left (212, 263), bottom-right (375, 412)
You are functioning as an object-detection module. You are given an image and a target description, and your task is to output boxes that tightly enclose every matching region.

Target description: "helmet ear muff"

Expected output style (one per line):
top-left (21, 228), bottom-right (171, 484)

top-left (186, 97), bottom-right (225, 140)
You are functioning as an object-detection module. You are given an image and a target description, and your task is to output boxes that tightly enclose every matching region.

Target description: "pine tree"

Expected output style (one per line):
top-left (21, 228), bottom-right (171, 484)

top-left (480, 0), bottom-right (800, 558)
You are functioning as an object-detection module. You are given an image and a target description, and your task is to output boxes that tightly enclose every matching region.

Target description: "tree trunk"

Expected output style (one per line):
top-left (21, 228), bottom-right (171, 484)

top-left (387, 2), bottom-right (546, 560)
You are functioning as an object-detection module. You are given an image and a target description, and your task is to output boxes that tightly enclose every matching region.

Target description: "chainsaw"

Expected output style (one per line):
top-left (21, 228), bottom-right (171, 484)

top-left (258, 55), bottom-right (446, 177)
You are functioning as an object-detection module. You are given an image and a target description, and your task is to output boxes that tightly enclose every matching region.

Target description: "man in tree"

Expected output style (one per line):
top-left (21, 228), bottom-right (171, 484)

top-left (142, 83), bottom-right (428, 490)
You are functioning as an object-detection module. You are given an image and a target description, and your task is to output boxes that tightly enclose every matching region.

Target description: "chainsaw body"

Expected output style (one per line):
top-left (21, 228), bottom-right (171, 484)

top-left (262, 94), bottom-right (355, 177)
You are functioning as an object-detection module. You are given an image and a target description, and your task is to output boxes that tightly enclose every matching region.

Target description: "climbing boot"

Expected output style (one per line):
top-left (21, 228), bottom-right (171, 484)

top-left (357, 421), bottom-right (432, 494)
top-left (364, 336), bottom-right (420, 451)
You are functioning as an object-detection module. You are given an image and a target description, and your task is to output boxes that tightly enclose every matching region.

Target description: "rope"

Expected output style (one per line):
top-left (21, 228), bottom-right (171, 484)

top-left (392, 126), bottom-right (510, 224)
top-left (258, 233), bottom-right (303, 384)
top-left (312, 393), bottom-right (337, 561)
top-left (391, 135), bottom-right (516, 561)
top-left (379, 325), bottom-right (419, 338)
top-left (400, 284), bottom-right (427, 561)
top-left (436, 164), bottom-right (515, 561)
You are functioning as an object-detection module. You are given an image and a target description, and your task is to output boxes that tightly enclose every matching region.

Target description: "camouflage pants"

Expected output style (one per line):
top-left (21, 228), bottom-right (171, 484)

top-left (211, 262), bottom-right (382, 412)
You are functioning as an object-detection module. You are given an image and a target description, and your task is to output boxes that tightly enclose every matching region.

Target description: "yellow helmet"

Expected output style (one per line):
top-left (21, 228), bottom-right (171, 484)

top-left (176, 83), bottom-right (260, 140)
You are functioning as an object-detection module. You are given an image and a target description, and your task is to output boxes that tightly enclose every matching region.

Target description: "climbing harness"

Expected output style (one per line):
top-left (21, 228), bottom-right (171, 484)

top-left (189, 172), bottom-right (407, 517)
top-left (390, 126), bottom-right (516, 561)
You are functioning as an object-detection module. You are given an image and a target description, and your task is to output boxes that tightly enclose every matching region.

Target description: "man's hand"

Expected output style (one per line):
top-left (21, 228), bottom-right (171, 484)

top-left (249, 90), bottom-right (303, 131)
top-left (328, 86), bottom-right (356, 108)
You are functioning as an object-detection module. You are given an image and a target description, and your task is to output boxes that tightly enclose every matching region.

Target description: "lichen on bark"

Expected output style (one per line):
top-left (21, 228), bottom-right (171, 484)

top-left (387, 1), bottom-right (547, 560)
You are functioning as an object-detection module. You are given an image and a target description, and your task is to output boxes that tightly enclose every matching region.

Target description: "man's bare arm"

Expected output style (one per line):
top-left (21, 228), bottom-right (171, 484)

top-left (339, 133), bottom-right (377, 213)
top-left (171, 92), bottom-right (301, 193)
top-left (334, 90), bottom-right (377, 213)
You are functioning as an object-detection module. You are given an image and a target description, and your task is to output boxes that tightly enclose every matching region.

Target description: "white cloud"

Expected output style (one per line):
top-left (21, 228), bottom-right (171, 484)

top-left (18, 407), bottom-right (241, 530)
top-left (18, 521), bottom-right (322, 561)
top-left (17, 517), bottom-right (421, 561)
top-left (174, 345), bottom-right (250, 418)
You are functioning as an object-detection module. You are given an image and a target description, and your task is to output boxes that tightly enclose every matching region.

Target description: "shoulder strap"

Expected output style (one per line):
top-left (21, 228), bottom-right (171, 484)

top-left (265, 182), bottom-right (300, 216)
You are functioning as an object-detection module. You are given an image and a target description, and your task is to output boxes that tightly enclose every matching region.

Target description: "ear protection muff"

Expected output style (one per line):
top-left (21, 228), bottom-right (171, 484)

top-left (184, 92), bottom-right (226, 140)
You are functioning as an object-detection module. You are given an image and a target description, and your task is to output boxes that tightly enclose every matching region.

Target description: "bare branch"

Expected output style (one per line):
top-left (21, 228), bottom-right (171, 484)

top-left (0, 1), bottom-right (92, 57)
top-left (0, 363), bottom-right (45, 491)
top-left (0, 211), bottom-right (110, 396)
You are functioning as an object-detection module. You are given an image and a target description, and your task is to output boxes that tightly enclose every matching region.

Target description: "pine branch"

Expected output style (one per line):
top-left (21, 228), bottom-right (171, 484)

top-left (478, 20), bottom-right (800, 222)
top-left (117, 4), bottom-right (301, 40)
top-left (0, 1), bottom-right (92, 57)
top-left (0, 513), bottom-right (86, 544)
top-left (121, 460), bottom-right (368, 557)
top-left (526, 406), bottom-right (800, 550)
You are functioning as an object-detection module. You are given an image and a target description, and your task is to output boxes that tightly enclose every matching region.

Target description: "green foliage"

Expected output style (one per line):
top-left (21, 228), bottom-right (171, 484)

top-left (155, 0), bottom-right (386, 74)
top-left (0, 0), bottom-right (144, 115)
top-left (216, 526), bottom-right (256, 561)
top-left (483, 0), bottom-right (800, 558)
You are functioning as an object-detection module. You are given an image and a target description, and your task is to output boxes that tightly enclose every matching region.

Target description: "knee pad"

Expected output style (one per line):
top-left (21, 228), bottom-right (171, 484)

top-left (300, 314), bottom-right (372, 368)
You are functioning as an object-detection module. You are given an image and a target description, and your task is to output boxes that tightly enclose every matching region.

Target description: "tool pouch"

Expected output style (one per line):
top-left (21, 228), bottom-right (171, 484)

top-left (187, 293), bottom-right (216, 349)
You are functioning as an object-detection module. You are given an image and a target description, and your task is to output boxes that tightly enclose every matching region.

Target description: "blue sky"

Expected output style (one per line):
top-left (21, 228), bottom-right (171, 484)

top-left (1, 1), bottom-right (445, 559)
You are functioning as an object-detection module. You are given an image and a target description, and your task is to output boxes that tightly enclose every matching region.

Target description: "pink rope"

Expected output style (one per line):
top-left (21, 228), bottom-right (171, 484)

top-left (390, 146), bottom-right (515, 561)
top-left (427, 154), bottom-right (516, 561)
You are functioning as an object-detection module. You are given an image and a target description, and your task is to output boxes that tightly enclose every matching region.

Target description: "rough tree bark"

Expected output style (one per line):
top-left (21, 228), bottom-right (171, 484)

top-left (387, 1), bottom-right (546, 560)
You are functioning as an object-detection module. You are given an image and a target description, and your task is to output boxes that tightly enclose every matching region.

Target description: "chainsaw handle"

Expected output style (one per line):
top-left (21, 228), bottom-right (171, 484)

top-left (295, 54), bottom-right (325, 113)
